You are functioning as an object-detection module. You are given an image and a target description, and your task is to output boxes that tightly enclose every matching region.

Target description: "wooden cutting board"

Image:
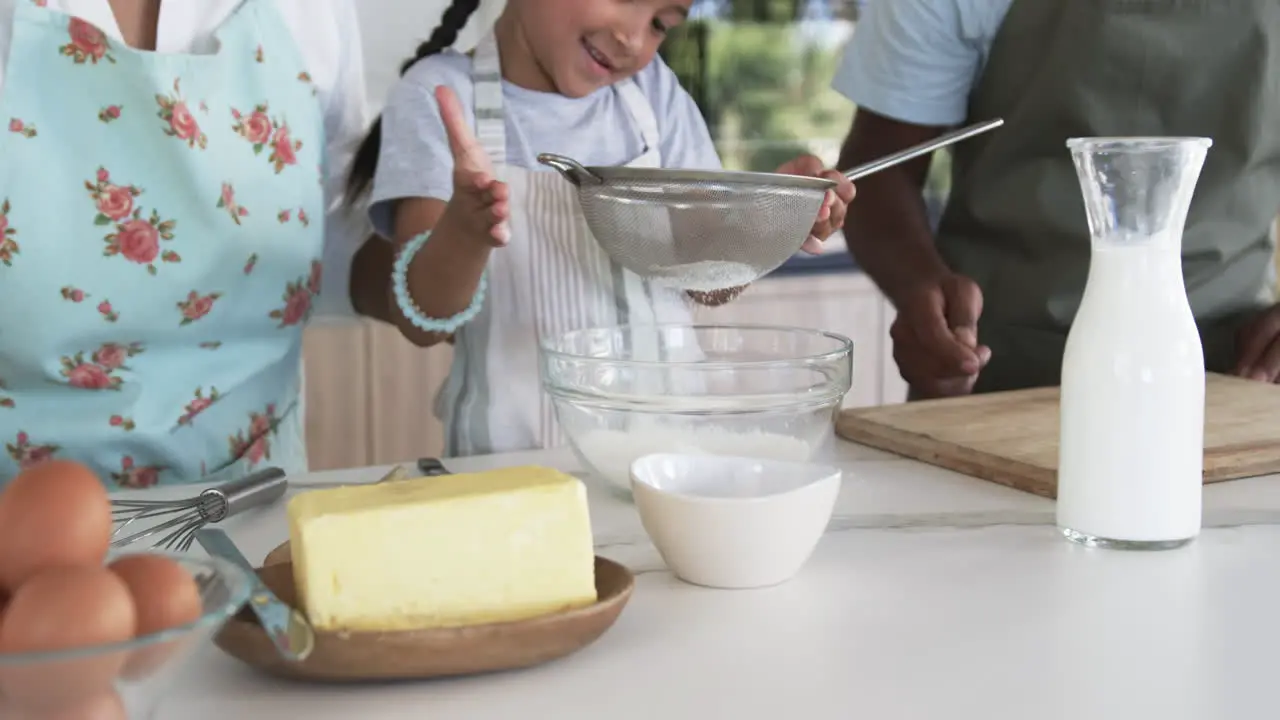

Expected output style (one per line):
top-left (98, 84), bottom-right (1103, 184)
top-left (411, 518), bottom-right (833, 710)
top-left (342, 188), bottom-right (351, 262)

top-left (835, 372), bottom-right (1280, 498)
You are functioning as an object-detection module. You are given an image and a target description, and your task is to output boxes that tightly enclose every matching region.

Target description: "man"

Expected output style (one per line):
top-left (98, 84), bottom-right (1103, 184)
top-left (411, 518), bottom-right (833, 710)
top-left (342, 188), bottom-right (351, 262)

top-left (832, 0), bottom-right (1280, 398)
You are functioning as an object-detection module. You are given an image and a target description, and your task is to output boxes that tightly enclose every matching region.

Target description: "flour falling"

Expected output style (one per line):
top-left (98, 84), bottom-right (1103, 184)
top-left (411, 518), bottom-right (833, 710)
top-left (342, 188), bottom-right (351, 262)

top-left (645, 260), bottom-right (759, 292)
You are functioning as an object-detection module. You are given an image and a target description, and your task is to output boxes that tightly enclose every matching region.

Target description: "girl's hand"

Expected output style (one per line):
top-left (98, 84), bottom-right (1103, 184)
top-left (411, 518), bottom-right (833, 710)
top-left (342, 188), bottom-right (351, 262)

top-left (436, 85), bottom-right (510, 246)
top-left (774, 154), bottom-right (856, 254)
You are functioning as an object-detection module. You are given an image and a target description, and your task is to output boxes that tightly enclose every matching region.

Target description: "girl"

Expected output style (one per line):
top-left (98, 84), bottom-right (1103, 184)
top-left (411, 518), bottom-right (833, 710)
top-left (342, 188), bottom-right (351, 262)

top-left (0, 0), bottom-right (375, 486)
top-left (348, 0), bottom-right (855, 456)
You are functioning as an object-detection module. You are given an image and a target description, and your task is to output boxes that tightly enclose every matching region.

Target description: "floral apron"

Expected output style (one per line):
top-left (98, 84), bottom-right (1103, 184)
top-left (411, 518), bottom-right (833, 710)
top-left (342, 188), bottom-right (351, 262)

top-left (0, 0), bottom-right (326, 487)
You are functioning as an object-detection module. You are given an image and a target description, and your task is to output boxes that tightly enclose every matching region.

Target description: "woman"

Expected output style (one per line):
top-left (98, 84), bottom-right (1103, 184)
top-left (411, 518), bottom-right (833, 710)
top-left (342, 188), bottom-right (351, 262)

top-left (0, 0), bottom-right (377, 487)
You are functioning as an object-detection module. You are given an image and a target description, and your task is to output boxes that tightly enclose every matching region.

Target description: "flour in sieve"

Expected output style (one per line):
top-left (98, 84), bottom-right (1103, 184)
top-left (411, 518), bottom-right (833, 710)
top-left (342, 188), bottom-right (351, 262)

top-left (574, 425), bottom-right (816, 490)
top-left (646, 260), bottom-right (758, 292)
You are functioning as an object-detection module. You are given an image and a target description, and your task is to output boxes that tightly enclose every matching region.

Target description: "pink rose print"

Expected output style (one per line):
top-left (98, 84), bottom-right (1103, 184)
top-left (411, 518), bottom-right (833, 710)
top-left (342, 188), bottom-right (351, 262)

top-left (230, 104), bottom-right (274, 153)
top-left (270, 125), bottom-right (300, 173)
top-left (244, 253), bottom-right (258, 275)
top-left (111, 455), bottom-right (165, 489)
top-left (106, 215), bottom-right (179, 273)
top-left (60, 286), bottom-right (89, 302)
top-left (92, 341), bottom-right (142, 370)
top-left (58, 342), bottom-right (143, 391)
top-left (297, 208), bottom-right (309, 227)
top-left (177, 290), bottom-right (222, 326)
top-left (228, 404), bottom-right (281, 468)
top-left (0, 379), bottom-right (12, 409)
top-left (109, 415), bottom-right (136, 431)
top-left (60, 356), bottom-right (116, 390)
top-left (60, 17), bottom-right (115, 64)
top-left (98, 299), bottom-right (120, 323)
top-left (277, 209), bottom-right (291, 223)
top-left (156, 79), bottom-right (208, 150)
top-left (269, 275), bottom-right (314, 328)
top-left (33, 0), bottom-right (48, 7)
top-left (103, 213), bottom-right (179, 275)
top-left (85, 167), bottom-right (141, 224)
top-left (97, 105), bottom-right (122, 123)
top-left (217, 183), bottom-right (249, 225)
top-left (0, 198), bottom-right (17, 267)
top-left (231, 103), bottom-right (302, 173)
top-left (6, 432), bottom-right (59, 470)
top-left (90, 168), bottom-right (179, 273)
top-left (8, 118), bottom-right (36, 138)
top-left (199, 341), bottom-right (223, 350)
top-left (255, 45), bottom-right (265, 63)
top-left (175, 386), bottom-right (222, 428)
top-left (298, 71), bottom-right (318, 96)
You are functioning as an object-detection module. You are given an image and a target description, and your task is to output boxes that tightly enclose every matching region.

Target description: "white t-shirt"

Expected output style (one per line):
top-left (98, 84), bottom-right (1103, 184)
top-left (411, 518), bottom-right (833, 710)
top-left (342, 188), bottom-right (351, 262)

top-left (0, 0), bottom-right (373, 317)
top-left (832, 0), bottom-right (1014, 127)
top-left (369, 50), bottom-right (722, 238)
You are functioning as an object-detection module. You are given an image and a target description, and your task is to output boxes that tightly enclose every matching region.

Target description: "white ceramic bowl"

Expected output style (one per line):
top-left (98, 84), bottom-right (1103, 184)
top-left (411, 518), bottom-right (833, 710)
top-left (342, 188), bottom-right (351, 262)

top-left (630, 453), bottom-right (842, 589)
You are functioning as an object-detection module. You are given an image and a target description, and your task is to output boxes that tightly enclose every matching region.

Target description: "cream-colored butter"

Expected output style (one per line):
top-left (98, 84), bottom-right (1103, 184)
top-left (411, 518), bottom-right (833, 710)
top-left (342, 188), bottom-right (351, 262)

top-left (287, 466), bottom-right (597, 632)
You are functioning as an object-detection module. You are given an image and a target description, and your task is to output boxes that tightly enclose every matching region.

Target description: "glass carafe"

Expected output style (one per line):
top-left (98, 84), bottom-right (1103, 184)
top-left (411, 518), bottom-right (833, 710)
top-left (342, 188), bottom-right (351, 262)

top-left (1057, 137), bottom-right (1211, 550)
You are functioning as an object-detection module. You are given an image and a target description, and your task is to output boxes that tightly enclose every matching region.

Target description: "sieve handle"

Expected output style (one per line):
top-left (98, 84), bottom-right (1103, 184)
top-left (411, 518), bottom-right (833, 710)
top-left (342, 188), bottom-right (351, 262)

top-left (537, 153), bottom-right (605, 186)
top-left (843, 118), bottom-right (1004, 181)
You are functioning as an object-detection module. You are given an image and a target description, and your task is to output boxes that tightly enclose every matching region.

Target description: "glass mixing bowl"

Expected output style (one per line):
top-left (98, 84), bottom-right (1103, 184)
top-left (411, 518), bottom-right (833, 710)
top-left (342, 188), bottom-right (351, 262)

top-left (541, 324), bottom-right (854, 497)
top-left (0, 552), bottom-right (252, 720)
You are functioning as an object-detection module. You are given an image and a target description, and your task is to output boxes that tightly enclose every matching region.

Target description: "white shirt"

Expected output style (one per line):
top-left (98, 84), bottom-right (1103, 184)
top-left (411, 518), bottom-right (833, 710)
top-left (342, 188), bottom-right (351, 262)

top-left (0, 0), bottom-right (373, 317)
top-left (832, 0), bottom-right (1013, 127)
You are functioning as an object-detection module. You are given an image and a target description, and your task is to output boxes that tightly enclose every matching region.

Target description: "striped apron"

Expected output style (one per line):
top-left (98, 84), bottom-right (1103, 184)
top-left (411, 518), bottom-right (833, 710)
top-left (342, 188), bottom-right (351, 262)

top-left (435, 32), bottom-right (693, 456)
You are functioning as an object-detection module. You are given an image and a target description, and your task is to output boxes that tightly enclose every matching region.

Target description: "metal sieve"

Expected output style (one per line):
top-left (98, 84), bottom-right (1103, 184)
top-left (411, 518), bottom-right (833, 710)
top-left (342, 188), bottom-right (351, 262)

top-left (537, 118), bottom-right (1004, 292)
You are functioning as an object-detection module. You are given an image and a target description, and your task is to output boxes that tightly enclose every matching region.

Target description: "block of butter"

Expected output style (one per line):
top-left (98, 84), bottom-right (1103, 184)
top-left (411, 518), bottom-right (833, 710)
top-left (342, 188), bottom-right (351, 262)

top-left (286, 466), bottom-right (597, 633)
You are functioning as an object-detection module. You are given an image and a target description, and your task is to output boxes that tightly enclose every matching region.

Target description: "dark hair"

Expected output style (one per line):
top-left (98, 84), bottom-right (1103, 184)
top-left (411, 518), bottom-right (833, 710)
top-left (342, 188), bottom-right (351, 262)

top-left (346, 0), bottom-right (482, 204)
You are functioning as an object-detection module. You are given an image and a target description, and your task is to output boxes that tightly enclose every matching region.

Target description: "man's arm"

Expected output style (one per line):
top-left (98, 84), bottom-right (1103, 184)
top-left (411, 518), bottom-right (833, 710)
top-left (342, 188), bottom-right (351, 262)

top-left (830, 0), bottom-right (1001, 304)
top-left (837, 111), bottom-right (950, 307)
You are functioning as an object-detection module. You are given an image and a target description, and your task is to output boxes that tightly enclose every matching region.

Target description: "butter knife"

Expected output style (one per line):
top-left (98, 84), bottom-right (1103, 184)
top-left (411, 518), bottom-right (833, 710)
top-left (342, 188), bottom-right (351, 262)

top-left (195, 528), bottom-right (315, 662)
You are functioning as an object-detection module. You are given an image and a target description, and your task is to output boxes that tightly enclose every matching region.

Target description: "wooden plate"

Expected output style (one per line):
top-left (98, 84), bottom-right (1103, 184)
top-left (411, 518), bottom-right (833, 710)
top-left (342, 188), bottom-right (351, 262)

top-left (214, 545), bottom-right (635, 682)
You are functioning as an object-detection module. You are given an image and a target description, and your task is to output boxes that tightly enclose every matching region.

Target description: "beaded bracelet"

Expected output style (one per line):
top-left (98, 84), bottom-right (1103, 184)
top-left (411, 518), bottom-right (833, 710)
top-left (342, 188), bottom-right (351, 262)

top-left (391, 230), bottom-right (488, 333)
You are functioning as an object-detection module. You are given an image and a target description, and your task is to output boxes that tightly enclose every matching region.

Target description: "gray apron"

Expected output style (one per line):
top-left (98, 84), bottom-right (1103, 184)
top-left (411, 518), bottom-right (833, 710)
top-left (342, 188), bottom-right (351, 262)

top-left (935, 0), bottom-right (1280, 393)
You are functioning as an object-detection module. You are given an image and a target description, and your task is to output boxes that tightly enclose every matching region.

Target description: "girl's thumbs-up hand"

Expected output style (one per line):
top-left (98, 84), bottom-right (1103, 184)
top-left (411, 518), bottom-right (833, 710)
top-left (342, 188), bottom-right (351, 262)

top-left (436, 85), bottom-right (510, 246)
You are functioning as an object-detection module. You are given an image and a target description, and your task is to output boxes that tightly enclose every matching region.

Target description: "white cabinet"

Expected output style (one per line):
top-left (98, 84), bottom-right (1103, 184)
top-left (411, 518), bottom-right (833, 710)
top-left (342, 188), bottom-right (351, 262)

top-left (301, 271), bottom-right (906, 471)
top-left (692, 272), bottom-right (905, 408)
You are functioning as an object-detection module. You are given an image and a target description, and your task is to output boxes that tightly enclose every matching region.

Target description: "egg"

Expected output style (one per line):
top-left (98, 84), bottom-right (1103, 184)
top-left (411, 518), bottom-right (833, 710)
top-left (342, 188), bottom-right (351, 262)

top-left (1, 690), bottom-right (126, 720)
top-left (0, 567), bottom-right (135, 708)
top-left (108, 554), bottom-right (202, 680)
top-left (0, 461), bottom-right (112, 591)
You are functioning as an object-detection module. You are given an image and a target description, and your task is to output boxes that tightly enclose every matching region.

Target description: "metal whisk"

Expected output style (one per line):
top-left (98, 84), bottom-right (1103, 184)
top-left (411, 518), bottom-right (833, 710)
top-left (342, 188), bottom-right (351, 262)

top-left (111, 467), bottom-right (289, 552)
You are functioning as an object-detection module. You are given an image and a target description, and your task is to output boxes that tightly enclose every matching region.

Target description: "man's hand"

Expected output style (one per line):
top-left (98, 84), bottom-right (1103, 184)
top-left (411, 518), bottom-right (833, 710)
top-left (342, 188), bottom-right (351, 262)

top-left (890, 273), bottom-right (991, 398)
top-left (1234, 303), bottom-right (1280, 382)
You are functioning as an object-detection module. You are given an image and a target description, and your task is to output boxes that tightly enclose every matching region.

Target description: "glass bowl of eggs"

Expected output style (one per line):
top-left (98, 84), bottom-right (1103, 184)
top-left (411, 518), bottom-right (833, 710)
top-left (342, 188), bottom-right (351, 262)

top-left (0, 461), bottom-right (255, 719)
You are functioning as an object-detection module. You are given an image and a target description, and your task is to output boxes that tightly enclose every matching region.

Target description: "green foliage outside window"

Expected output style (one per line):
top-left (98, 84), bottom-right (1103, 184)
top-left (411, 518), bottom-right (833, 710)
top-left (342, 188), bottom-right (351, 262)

top-left (660, 10), bottom-right (951, 210)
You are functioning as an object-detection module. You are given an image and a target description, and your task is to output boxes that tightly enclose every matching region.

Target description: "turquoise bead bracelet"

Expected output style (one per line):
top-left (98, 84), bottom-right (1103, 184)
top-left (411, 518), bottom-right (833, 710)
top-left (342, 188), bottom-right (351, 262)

top-left (391, 230), bottom-right (488, 333)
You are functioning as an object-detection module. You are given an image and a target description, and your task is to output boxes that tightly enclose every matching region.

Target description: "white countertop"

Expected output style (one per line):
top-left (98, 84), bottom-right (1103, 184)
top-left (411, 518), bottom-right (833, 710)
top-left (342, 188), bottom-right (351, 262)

top-left (149, 441), bottom-right (1280, 720)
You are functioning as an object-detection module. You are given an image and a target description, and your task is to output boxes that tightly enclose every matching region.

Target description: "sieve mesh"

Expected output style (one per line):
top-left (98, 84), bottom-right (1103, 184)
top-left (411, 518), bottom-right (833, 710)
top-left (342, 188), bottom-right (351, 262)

top-left (563, 168), bottom-right (833, 292)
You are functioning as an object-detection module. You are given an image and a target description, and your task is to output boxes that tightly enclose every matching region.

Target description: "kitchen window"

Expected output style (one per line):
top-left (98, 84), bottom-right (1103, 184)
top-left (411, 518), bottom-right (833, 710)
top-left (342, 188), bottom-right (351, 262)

top-left (660, 0), bottom-right (949, 268)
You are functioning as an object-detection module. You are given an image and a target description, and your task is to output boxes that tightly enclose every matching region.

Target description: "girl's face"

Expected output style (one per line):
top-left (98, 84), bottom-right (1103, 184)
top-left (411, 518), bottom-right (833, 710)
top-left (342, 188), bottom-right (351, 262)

top-left (504, 0), bottom-right (693, 97)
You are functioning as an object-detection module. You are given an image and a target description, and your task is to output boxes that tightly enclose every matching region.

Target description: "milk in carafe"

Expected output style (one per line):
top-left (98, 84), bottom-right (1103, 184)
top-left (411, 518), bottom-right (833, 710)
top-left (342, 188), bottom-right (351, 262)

top-left (1057, 138), bottom-right (1210, 549)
